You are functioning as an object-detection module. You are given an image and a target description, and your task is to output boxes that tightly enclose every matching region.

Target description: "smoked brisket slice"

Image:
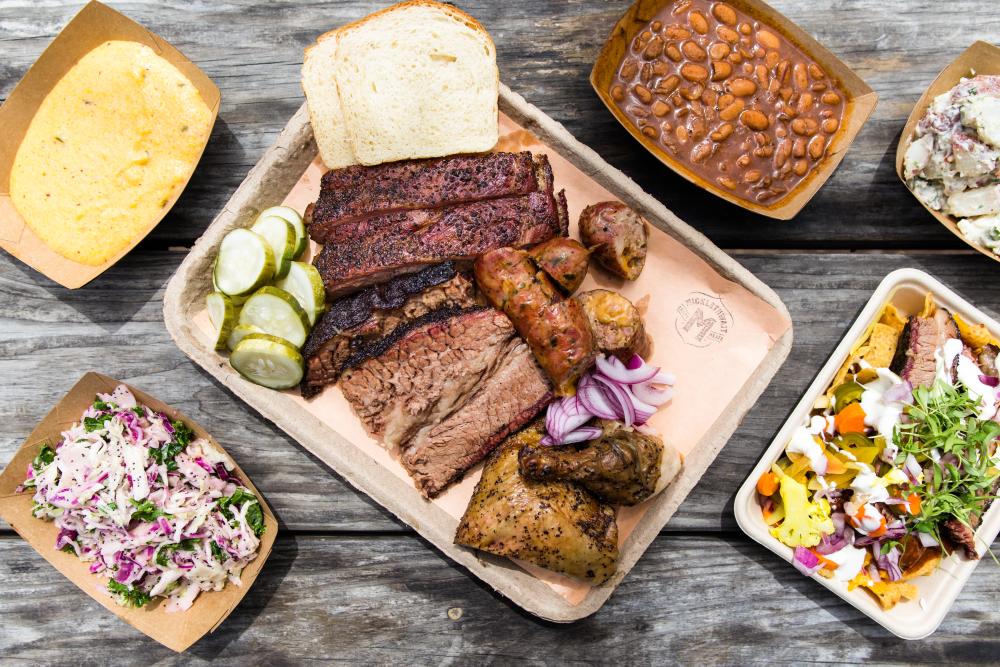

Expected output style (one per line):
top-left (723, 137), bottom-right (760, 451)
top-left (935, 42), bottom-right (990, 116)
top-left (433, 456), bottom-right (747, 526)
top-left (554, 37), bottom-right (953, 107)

top-left (338, 306), bottom-right (517, 449)
top-left (889, 308), bottom-right (960, 388)
top-left (308, 152), bottom-right (553, 242)
top-left (401, 340), bottom-right (553, 497)
top-left (299, 263), bottom-right (480, 398)
top-left (313, 190), bottom-right (567, 298)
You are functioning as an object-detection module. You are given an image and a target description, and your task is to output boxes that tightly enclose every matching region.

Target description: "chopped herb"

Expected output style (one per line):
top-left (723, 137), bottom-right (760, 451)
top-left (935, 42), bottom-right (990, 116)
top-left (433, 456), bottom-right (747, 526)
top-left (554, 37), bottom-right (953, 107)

top-left (155, 538), bottom-right (201, 567)
top-left (210, 541), bottom-right (227, 563)
top-left (60, 543), bottom-right (76, 554)
top-left (150, 440), bottom-right (184, 471)
top-left (129, 498), bottom-right (166, 523)
top-left (218, 488), bottom-right (265, 537)
top-left (83, 415), bottom-right (111, 432)
top-left (895, 380), bottom-right (1000, 548)
top-left (92, 398), bottom-right (111, 411)
top-left (32, 443), bottom-right (56, 472)
top-left (107, 580), bottom-right (150, 608)
top-left (131, 406), bottom-right (145, 418)
top-left (171, 419), bottom-right (194, 447)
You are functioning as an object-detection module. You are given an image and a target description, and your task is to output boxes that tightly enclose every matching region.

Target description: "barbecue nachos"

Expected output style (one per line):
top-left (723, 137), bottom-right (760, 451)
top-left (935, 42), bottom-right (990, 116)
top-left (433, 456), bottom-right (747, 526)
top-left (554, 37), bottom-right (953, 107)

top-left (757, 294), bottom-right (1000, 609)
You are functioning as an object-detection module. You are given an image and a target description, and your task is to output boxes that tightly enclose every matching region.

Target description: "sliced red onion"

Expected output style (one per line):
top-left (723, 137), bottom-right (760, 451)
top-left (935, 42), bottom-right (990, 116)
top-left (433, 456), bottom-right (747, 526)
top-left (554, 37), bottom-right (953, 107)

top-left (867, 563), bottom-right (880, 580)
top-left (577, 376), bottom-right (618, 419)
top-left (980, 375), bottom-right (999, 388)
top-left (631, 380), bottom-right (675, 408)
top-left (877, 546), bottom-right (903, 581)
top-left (792, 546), bottom-right (821, 576)
top-left (558, 426), bottom-right (603, 445)
top-left (917, 531), bottom-right (939, 547)
top-left (593, 374), bottom-right (636, 426)
top-left (903, 453), bottom-right (922, 484)
top-left (596, 354), bottom-right (659, 385)
top-left (884, 380), bottom-right (913, 404)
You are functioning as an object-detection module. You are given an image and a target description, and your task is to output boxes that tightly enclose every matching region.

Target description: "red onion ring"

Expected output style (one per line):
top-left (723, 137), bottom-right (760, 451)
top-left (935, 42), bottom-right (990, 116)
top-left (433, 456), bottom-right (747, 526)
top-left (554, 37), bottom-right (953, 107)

top-left (596, 354), bottom-right (659, 385)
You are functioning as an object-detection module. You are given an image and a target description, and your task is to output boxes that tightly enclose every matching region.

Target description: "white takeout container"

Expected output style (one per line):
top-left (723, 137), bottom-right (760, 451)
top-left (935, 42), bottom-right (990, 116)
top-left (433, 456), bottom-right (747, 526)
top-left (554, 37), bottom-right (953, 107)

top-left (734, 268), bottom-right (1000, 640)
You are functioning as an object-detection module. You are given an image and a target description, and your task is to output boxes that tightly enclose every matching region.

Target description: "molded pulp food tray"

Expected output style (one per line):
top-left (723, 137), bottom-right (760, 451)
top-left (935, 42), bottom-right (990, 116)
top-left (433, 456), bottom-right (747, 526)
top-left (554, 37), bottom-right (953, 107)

top-left (735, 268), bottom-right (1000, 639)
top-left (164, 84), bottom-right (792, 621)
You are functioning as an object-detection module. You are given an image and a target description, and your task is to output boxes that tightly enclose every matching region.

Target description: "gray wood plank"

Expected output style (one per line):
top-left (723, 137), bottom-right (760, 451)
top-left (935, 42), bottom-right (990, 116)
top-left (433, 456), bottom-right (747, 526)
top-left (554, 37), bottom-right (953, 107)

top-left (2, 1), bottom-right (998, 249)
top-left (0, 533), bottom-right (997, 664)
top-left (3, 249), bottom-right (999, 534)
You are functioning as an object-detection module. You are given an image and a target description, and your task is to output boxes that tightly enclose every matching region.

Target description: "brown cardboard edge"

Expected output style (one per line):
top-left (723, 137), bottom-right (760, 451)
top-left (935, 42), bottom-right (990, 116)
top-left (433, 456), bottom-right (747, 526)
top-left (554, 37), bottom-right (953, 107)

top-left (162, 85), bottom-right (792, 621)
top-left (894, 40), bottom-right (1000, 265)
top-left (0, 0), bottom-right (221, 289)
top-left (589, 0), bottom-right (878, 220)
top-left (0, 371), bottom-right (277, 652)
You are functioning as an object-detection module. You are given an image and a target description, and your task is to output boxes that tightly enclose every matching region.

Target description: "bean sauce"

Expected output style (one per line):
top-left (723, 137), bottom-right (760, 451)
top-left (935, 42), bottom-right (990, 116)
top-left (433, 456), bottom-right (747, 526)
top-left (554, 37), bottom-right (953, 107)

top-left (609, 0), bottom-right (847, 205)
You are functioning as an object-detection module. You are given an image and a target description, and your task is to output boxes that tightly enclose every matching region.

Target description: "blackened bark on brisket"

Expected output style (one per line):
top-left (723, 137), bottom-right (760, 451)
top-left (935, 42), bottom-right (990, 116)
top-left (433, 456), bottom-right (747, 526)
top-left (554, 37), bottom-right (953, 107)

top-left (313, 191), bottom-right (566, 298)
top-left (889, 308), bottom-right (960, 388)
top-left (299, 263), bottom-right (480, 398)
top-left (308, 152), bottom-right (553, 242)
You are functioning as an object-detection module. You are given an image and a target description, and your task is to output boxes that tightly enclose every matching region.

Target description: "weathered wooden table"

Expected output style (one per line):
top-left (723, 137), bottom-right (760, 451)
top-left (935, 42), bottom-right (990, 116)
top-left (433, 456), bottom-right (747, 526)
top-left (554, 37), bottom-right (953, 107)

top-left (2, 1), bottom-right (999, 663)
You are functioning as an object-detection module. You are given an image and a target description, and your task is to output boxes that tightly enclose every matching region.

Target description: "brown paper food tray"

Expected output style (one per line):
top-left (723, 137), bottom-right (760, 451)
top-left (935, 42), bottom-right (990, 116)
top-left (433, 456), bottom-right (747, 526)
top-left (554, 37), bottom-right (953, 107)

top-left (590, 0), bottom-right (878, 220)
top-left (895, 40), bottom-right (1000, 265)
top-left (0, 372), bottom-right (278, 652)
top-left (162, 84), bottom-right (792, 621)
top-left (0, 1), bottom-right (221, 289)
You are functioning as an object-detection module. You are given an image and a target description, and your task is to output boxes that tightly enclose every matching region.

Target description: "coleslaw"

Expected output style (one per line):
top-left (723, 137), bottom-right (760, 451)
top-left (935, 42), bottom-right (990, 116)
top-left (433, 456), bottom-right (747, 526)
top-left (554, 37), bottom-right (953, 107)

top-left (19, 385), bottom-right (264, 612)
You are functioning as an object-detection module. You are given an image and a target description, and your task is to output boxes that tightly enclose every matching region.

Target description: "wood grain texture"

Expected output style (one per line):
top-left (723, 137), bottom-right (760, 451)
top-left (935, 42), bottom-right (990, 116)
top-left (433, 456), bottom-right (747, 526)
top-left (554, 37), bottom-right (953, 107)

top-left (2, 0), bottom-right (1000, 660)
top-left (2, 534), bottom-right (999, 664)
top-left (1, 1), bottom-right (998, 248)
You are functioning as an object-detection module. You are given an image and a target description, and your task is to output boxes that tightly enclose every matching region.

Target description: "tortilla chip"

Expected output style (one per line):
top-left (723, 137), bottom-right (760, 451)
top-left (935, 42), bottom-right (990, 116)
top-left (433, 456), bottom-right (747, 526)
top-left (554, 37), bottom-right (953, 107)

top-left (879, 303), bottom-right (908, 334)
top-left (860, 323), bottom-right (900, 369)
top-left (919, 293), bottom-right (937, 318)
top-left (864, 581), bottom-right (919, 610)
top-left (953, 313), bottom-right (999, 350)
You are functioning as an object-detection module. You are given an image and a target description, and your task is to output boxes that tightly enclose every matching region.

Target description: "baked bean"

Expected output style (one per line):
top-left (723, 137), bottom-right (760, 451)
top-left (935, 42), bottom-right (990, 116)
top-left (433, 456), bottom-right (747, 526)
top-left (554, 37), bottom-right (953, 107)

top-left (701, 88), bottom-right (718, 106)
top-left (710, 122), bottom-right (734, 141)
top-left (641, 63), bottom-right (653, 82)
top-left (666, 44), bottom-right (683, 62)
top-left (822, 117), bottom-right (839, 134)
top-left (793, 63), bottom-right (809, 90)
top-left (757, 30), bottom-right (781, 50)
top-left (792, 137), bottom-right (806, 157)
top-left (611, 84), bottom-right (625, 102)
top-left (620, 60), bottom-right (638, 80)
top-left (671, 92), bottom-right (684, 107)
top-left (665, 25), bottom-right (692, 40)
top-left (655, 75), bottom-right (681, 95)
top-left (774, 140), bottom-right (791, 167)
top-left (676, 125), bottom-right (690, 142)
top-left (727, 78), bottom-right (757, 97)
top-left (740, 109), bottom-right (769, 131)
top-left (644, 37), bottom-right (665, 59)
top-left (808, 63), bottom-right (826, 80)
top-left (651, 20), bottom-right (663, 31)
top-left (821, 91), bottom-right (841, 105)
top-left (719, 99), bottom-right (745, 121)
top-left (768, 78), bottom-right (780, 95)
top-left (652, 100), bottom-right (671, 117)
top-left (775, 60), bottom-right (790, 84)
top-left (811, 82), bottom-right (828, 92)
top-left (741, 61), bottom-right (753, 75)
top-left (681, 62), bottom-right (708, 82)
top-left (672, 1), bottom-right (692, 15)
top-left (753, 145), bottom-right (775, 158)
top-left (652, 60), bottom-right (671, 77)
top-left (744, 169), bottom-right (762, 182)
top-left (736, 154), bottom-right (751, 168)
top-left (711, 3), bottom-right (737, 25)
top-left (689, 11), bottom-right (709, 34)
top-left (691, 141), bottom-right (713, 162)
top-left (718, 176), bottom-right (737, 189)
top-left (793, 159), bottom-right (809, 176)
top-left (808, 134), bottom-right (826, 159)
top-left (727, 51), bottom-right (742, 64)
top-left (628, 105), bottom-right (649, 118)
top-left (775, 124), bottom-right (787, 139)
top-left (718, 93), bottom-right (735, 107)
top-left (740, 35), bottom-right (752, 49)
top-left (711, 60), bottom-right (732, 81)
top-left (680, 83), bottom-right (705, 100)
top-left (778, 87), bottom-right (793, 102)
top-left (796, 92), bottom-right (814, 114)
top-left (717, 25), bottom-right (739, 43)
top-left (709, 42), bottom-right (730, 59)
top-left (642, 125), bottom-right (658, 138)
top-left (765, 51), bottom-right (780, 68)
top-left (754, 64), bottom-right (769, 85)
top-left (738, 22), bottom-right (752, 35)
top-left (634, 84), bottom-right (653, 103)
top-left (683, 41), bottom-right (708, 61)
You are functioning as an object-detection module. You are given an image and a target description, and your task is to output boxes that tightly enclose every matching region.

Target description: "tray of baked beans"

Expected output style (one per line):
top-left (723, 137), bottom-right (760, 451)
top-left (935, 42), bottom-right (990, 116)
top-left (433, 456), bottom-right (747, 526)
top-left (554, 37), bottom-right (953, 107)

top-left (591, 0), bottom-right (878, 219)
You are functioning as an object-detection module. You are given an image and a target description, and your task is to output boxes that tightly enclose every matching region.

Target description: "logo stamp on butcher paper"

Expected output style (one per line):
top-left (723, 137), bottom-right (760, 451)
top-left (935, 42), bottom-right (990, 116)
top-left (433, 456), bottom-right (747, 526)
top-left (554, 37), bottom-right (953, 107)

top-left (675, 292), bottom-right (733, 348)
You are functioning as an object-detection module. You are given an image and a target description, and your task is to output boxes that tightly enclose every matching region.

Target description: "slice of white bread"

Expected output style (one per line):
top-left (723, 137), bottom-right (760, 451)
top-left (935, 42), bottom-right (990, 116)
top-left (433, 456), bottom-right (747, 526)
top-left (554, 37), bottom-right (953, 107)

top-left (305, 0), bottom-right (499, 168)
top-left (302, 31), bottom-right (357, 169)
